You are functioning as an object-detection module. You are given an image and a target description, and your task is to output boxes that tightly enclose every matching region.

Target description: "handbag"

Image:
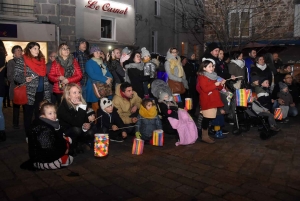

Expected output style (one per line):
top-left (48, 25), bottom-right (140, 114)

top-left (168, 79), bottom-right (186, 94)
top-left (93, 82), bottom-right (112, 99)
top-left (13, 62), bottom-right (28, 105)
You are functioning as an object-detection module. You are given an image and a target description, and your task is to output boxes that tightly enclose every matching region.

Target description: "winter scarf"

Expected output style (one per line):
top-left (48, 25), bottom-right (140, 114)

top-left (124, 62), bottom-right (144, 83)
top-left (203, 71), bottom-right (218, 80)
top-left (169, 58), bottom-right (184, 78)
top-left (92, 57), bottom-right (107, 75)
top-left (256, 63), bottom-right (267, 71)
top-left (56, 55), bottom-right (74, 78)
top-left (39, 117), bottom-right (60, 130)
top-left (139, 105), bottom-right (157, 119)
top-left (231, 59), bottom-right (245, 68)
top-left (23, 55), bottom-right (46, 76)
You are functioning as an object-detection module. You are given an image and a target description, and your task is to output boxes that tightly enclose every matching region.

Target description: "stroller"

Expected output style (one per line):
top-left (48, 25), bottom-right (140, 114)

top-left (226, 80), bottom-right (276, 140)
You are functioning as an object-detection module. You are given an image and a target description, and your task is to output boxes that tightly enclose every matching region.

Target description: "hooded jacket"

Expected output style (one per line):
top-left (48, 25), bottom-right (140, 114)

top-left (164, 51), bottom-right (188, 89)
top-left (97, 107), bottom-right (125, 133)
top-left (112, 84), bottom-right (142, 124)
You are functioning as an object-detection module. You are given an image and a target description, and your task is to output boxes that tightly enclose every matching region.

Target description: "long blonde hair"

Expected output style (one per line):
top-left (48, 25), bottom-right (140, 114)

top-left (63, 83), bottom-right (87, 108)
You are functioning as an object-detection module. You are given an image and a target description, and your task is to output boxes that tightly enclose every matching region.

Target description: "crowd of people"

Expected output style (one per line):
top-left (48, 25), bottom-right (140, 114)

top-left (0, 38), bottom-right (299, 170)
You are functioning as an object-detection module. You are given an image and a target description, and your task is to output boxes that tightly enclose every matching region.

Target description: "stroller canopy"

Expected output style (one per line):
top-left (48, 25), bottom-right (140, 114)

top-left (151, 79), bottom-right (173, 99)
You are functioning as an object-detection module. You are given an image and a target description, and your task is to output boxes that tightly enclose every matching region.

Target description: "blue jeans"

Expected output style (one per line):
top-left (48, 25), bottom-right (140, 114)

top-left (273, 100), bottom-right (298, 117)
top-left (0, 97), bottom-right (5, 130)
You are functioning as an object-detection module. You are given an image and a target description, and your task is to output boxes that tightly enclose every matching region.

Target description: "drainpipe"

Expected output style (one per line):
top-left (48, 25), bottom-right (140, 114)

top-left (174, 0), bottom-right (177, 47)
top-left (57, 0), bottom-right (61, 47)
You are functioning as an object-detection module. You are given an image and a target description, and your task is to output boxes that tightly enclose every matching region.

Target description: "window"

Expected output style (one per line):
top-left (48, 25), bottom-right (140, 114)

top-left (154, 0), bottom-right (160, 16)
top-left (101, 17), bottom-right (115, 40)
top-left (182, 12), bottom-right (188, 28)
top-left (152, 31), bottom-right (157, 52)
top-left (228, 10), bottom-right (251, 37)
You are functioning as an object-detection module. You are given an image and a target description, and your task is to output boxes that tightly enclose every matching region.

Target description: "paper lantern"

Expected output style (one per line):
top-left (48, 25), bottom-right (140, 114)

top-left (94, 134), bottom-right (109, 157)
top-left (152, 130), bottom-right (164, 146)
top-left (132, 138), bottom-right (144, 155)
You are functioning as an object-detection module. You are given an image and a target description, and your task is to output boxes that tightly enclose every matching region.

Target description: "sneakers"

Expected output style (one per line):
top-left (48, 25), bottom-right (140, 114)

top-left (214, 130), bottom-right (226, 139)
top-left (270, 125), bottom-right (281, 132)
top-left (110, 136), bottom-right (124, 142)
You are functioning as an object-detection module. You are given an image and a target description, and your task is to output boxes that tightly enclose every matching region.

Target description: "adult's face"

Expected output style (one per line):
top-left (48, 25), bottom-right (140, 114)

top-left (210, 48), bottom-right (219, 58)
top-left (49, 52), bottom-right (57, 62)
top-left (191, 54), bottom-right (196, 60)
top-left (68, 86), bottom-right (81, 105)
top-left (257, 57), bottom-right (265, 65)
top-left (93, 51), bottom-right (101, 59)
top-left (123, 86), bottom-right (133, 99)
top-left (218, 50), bottom-right (224, 60)
top-left (170, 49), bottom-right (178, 57)
top-left (60, 45), bottom-right (70, 58)
top-left (114, 49), bottom-right (121, 59)
top-left (181, 58), bottom-right (187, 66)
top-left (249, 50), bottom-right (256, 58)
top-left (13, 48), bottom-right (23, 58)
top-left (284, 74), bottom-right (293, 85)
top-left (100, 51), bottom-right (105, 59)
top-left (79, 42), bottom-right (86, 52)
top-left (273, 53), bottom-right (279, 61)
top-left (133, 53), bottom-right (141, 63)
top-left (238, 53), bottom-right (243, 60)
top-left (30, 45), bottom-right (39, 57)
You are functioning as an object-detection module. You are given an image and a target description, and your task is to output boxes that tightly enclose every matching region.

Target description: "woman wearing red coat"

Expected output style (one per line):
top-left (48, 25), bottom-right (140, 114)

top-left (48, 43), bottom-right (82, 105)
top-left (197, 59), bottom-right (225, 144)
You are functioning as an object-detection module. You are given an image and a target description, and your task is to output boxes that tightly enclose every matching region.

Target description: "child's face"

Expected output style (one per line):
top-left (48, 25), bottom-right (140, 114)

top-left (145, 102), bottom-right (153, 110)
top-left (41, 106), bottom-right (57, 121)
top-left (282, 87), bottom-right (288, 93)
top-left (204, 63), bottom-right (214, 73)
top-left (104, 105), bottom-right (113, 113)
top-left (252, 80), bottom-right (259, 86)
top-left (261, 80), bottom-right (269, 88)
top-left (88, 114), bottom-right (95, 122)
top-left (163, 94), bottom-right (170, 101)
top-left (143, 55), bottom-right (150, 61)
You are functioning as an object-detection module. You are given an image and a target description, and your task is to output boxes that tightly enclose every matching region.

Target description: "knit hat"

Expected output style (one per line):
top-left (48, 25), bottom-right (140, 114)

top-left (159, 92), bottom-right (171, 102)
top-left (141, 47), bottom-right (150, 58)
top-left (122, 47), bottom-right (131, 55)
top-left (100, 98), bottom-right (113, 110)
top-left (251, 75), bottom-right (260, 83)
top-left (279, 82), bottom-right (288, 91)
top-left (90, 46), bottom-right (101, 54)
top-left (207, 42), bottom-right (220, 52)
top-left (259, 77), bottom-right (268, 86)
top-left (87, 108), bottom-right (95, 116)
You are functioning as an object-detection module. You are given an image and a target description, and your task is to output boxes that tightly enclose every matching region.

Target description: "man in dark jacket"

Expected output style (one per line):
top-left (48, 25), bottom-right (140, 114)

top-left (271, 73), bottom-right (299, 116)
top-left (73, 38), bottom-right (88, 86)
top-left (273, 52), bottom-right (283, 72)
top-left (244, 48), bottom-right (257, 83)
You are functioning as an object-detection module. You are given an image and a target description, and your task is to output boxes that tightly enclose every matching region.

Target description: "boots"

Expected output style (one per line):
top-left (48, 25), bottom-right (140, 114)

top-left (202, 129), bottom-right (215, 144)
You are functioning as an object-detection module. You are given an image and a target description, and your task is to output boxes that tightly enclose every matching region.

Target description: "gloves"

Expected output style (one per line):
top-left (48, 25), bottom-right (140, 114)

top-left (135, 132), bottom-right (141, 139)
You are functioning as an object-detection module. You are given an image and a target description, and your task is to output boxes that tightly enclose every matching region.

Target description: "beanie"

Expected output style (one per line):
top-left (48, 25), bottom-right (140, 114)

top-left (90, 46), bottom-right (101, 54)
top-left (207, 42), bottom-right (220, 52)
top-left (122, 47), bottom-right (131, 55)
top-left (141, 47), bottom-right (150, 58)
top-left (259, 77), bottom-right (268, 86)
top-left (251, 75), bottom-right (260, 83)
top-left (279, 82), bottom-right (288, 91)
top-left (159, 92), bottom-right (171, 102)
top-left (100, 98), bottom-right (113, 110)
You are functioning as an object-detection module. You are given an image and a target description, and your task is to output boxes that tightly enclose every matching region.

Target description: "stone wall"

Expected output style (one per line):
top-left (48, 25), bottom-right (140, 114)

top-left (204, 0), bottom-right (295, 45)
top-left (34, 0), bottom-right (76, 52)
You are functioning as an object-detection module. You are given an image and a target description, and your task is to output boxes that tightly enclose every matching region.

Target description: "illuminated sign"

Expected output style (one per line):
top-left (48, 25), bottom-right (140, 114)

top-left (85, 1), bottom-right (128, 15)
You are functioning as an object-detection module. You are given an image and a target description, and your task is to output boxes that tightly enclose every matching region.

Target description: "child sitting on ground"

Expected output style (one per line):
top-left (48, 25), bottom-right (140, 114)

top-left (135, 99), bottom-right (162, 143)
top-left (277, 82), bottom-right (294, 122)
top-left (97, 98), bottom-right (127, 142)
top-left (22, 101), bottom-right (73, 170)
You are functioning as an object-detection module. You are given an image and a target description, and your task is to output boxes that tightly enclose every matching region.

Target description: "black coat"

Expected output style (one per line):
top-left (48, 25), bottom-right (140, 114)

top-left (28, 118), bottom-right (67, 163)
top-left (0, 52), bottom-right (6, 97)
top-left (97, 107), bottom-right (125, 132)
top-left (251, 65), bottom-right (273, 86)
top-left (57, 99), bottom-right (89, 130)
top-left (157, 101), bottom-right (178, 135)
top-left (128, 68), bottom-right (150, 98)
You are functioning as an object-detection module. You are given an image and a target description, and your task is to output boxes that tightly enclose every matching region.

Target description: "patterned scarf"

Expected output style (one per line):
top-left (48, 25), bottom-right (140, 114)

top-left (56, 55), bottom-right (74, 78)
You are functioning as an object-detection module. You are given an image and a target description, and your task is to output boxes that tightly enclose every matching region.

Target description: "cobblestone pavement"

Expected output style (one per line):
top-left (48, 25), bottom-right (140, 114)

top-left (1, 106), bottom-right (300, 201)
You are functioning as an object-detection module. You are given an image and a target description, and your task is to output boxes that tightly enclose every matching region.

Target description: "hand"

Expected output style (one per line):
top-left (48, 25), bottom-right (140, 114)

top-left (59, 76), bottom-right (65, 81)
top-left (122, 132), bottom-right (127, 138)
top-left (231, 75), bottom-right (236, 80)
top-left (112, 125), bottom-right (118, 131)
top-left (106, 77), bottom-right (112, 85)
top-left (88, 115), bottom-right (95, 122)
top-left (111, 51), bottom-right (115, 60)
top-left (220, 109), bottom-right (225, 114)
top-left (221, 80), bottom-right (226, 85)
top-left (106, 53), bottom-right (110, 61)
top-left (62, 79), bottom-right (69, 84)
top-left (131, 105), bottom-right (137, 113)
top-left (71, 98), bottom-right (82, 105)
top-left (131, 117), bottom-right (138, 123)
top-left (26, 77), bottom-right (33, 82)
top-left (290, 103), bottom-right (295, 107)
top-left (271, 99), bottom-right (275, 103)
top-left (83, 123), bottom-right (91, 130)
top-left (65, 149), bottom-right (69, 154)
top-left (277, 69), bottom-right (280, 72)
top-left (278, 98), bottom-right (284, 105)
top-left (215, 81), bottom-right (221, 86)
